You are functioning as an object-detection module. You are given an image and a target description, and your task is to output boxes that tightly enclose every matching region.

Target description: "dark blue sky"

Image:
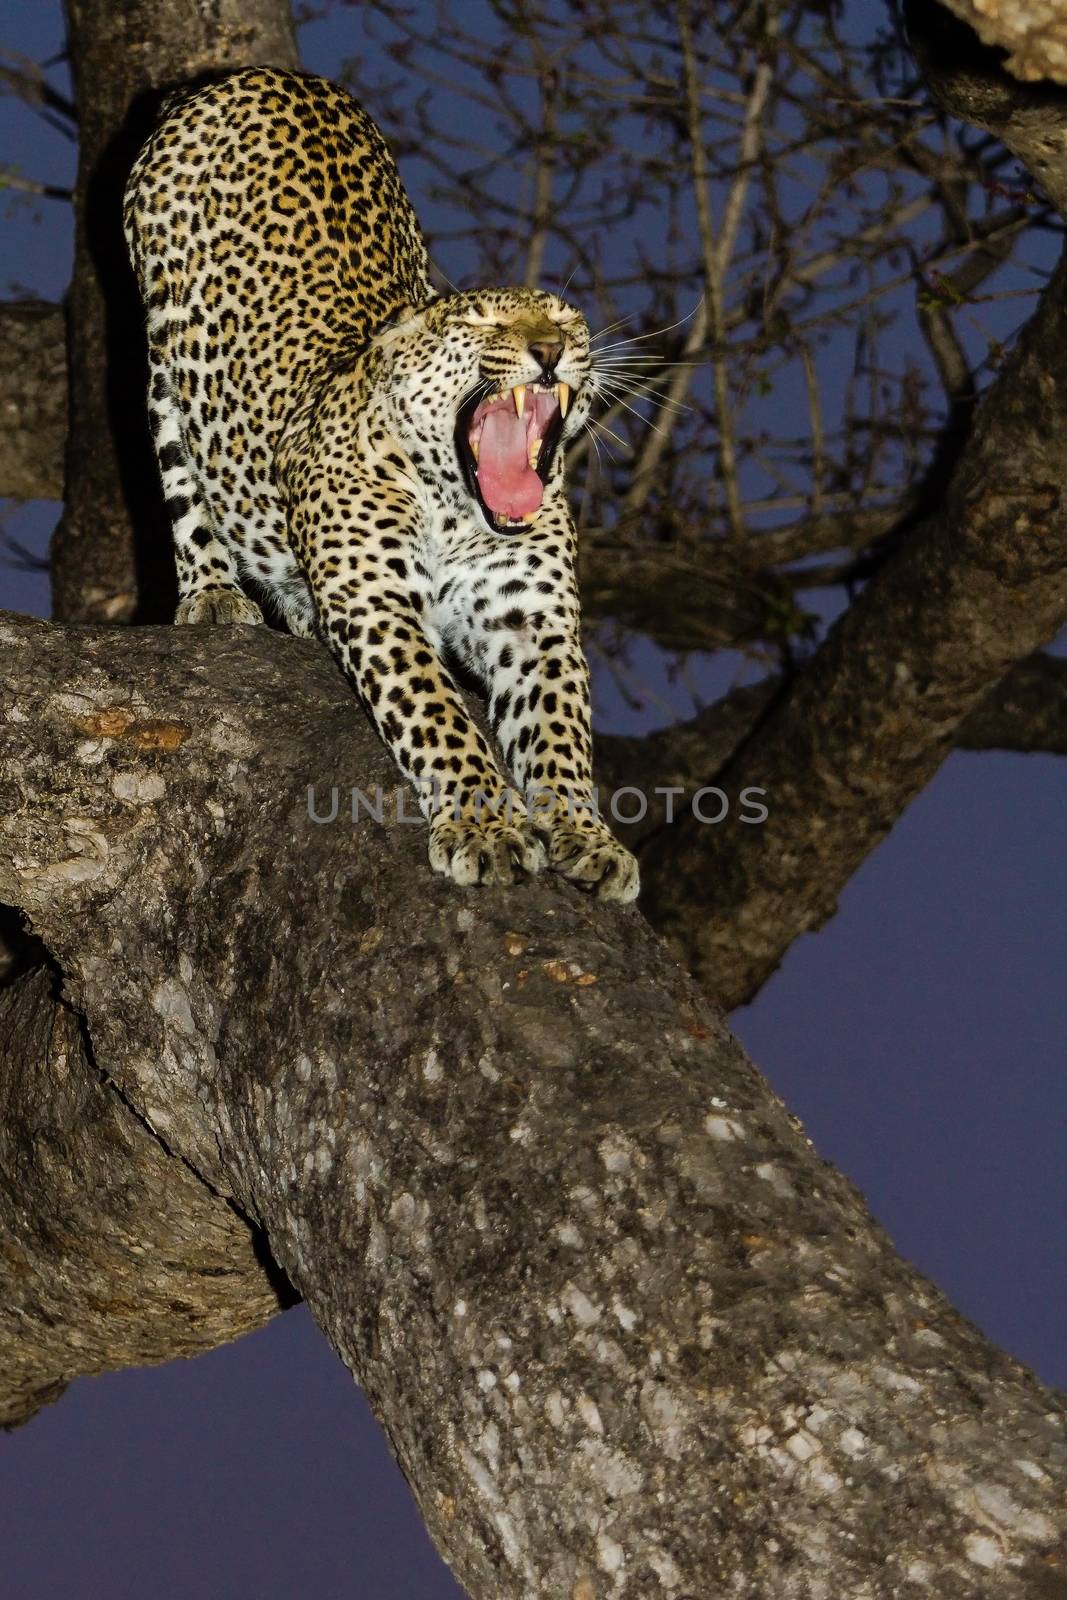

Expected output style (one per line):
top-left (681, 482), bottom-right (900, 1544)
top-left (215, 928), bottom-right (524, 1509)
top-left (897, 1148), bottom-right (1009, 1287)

top-left (0, 4), bottom-right (1064, 1598)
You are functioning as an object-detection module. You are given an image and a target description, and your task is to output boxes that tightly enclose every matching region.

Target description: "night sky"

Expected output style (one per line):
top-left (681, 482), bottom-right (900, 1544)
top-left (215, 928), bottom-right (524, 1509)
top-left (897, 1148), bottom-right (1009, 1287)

top-left (0, 4), bottom-right (1063, 1597)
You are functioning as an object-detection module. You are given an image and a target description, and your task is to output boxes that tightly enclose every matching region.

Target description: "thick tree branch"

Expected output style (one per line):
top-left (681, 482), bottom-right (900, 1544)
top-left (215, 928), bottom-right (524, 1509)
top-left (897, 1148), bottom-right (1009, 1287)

top-left (578, 537), bottom-right (781, 651)
top-left (907, 1), bottom-right (1067, 217)
top-left (0, 963), bottom-right (286, 1430)
top-left (594, 652), bottom-right (1067, 854)
top-left (932, 0), bottom-right (1067, 85)
top-left (1, 610), bottom-right (1064, 1596)
top-left (0, 302), bottom-right (67, 503)
top-left (595, 680), bottom-right (779, 850)
top-left (641, 250), bottom-right (1067, 1009)
top-left (957, 649), bottom-right (1067, 753)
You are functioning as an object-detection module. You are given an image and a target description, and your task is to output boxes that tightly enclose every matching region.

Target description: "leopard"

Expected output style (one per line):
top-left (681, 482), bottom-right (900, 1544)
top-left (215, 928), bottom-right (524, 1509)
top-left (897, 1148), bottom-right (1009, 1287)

top-left (123, 66), bottom-right (639, 902)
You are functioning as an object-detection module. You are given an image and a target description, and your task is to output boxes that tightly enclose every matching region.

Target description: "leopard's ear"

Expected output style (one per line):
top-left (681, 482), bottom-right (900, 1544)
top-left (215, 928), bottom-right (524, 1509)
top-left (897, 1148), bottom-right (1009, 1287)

top-left (370, 299), bottom-right (427, 352)
top-left (384, 295), bottom-right (441, 328)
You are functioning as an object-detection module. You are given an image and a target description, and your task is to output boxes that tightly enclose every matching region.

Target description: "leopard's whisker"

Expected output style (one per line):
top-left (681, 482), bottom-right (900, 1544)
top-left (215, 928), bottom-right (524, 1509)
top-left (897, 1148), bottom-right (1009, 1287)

top-left (591, 385), bottom-right (668, 435)
top-left (593, 371), bottom-right (691, 412)
top-left (593, 374), bottom-right (691, 412)
top-left (590, 302), bottom-right (702, 352)
top-left (584, 413), bottom-right (629, 453)
top-left (582, 422), bottom-right (607, 472)
top-left (591, 356), bottom-right (699, 369)
top-left (556, 262), bottom-right (580, 301)
top-left (592, 365), bottom-right (701, 408)
top-left (589, 312), bottom-right (636, 342)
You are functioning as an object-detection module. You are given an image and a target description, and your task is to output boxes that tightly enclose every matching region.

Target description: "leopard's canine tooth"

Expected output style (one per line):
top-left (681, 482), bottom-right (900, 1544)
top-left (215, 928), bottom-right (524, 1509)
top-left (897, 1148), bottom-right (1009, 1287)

top-left (513, 384), bottom-right (526, 418)
top-left (557, 382), bottom-right (570, 417)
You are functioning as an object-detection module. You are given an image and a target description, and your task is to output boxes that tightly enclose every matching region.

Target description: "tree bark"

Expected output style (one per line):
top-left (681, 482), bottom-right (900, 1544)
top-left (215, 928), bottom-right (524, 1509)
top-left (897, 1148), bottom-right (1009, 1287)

top-left (0, 303), bottom-right (67, 503)
top-left (594, 653), bottom-right (1067, 857)
top-left (930, 0), bottom-right (1067, 85)
top-left (1, 608), bottom-right (1064, 1598)
top-left (906, 1), bottom-right (1067, 215)
top-left (50, 0), bottom-right (297, 624)
top-left (0, 962), bottom-right (287, 1429)
top-left (955, 651), bottom-right (1067, 754)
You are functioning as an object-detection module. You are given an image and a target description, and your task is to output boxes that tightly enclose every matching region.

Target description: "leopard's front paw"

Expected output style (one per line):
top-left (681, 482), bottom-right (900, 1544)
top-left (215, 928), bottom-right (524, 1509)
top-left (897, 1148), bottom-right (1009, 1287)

top-left (545, 821), bottom-right (640, 903)
top-left (176, 588), bottom-right (264, 626)
top-left (428, 811), bottom-right (546, 888)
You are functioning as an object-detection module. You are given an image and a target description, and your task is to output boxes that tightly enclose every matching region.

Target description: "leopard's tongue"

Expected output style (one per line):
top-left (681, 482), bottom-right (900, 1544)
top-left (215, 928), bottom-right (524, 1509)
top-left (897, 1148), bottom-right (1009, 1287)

top-left (476, 407), bottom-right (543, 519)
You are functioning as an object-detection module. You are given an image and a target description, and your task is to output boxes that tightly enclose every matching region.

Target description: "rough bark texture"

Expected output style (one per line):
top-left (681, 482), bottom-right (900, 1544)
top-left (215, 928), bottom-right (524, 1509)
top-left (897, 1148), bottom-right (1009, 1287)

top-left (2, 609), bottom-right (1065, 1599)
top-left (907, 1), bottom-right (1067, 215)
top-left (0, 303), bottom-right (67, 503)
top-left (934, 0), bottom-right (1067, 84)
top-left (956, 650), bottom-right (1067, 753)
top-left (0, 962), bottom-right (287, 1429)
top-left (641, 246), bottom-right (1067, 1009)
top-left (50, 0), bottom-right (297, 624)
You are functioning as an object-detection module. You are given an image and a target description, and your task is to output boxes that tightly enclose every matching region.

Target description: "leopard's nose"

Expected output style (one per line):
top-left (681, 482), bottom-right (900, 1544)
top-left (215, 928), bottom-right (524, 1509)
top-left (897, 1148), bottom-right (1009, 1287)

top-left (528, 339), bottom-right (564, 377)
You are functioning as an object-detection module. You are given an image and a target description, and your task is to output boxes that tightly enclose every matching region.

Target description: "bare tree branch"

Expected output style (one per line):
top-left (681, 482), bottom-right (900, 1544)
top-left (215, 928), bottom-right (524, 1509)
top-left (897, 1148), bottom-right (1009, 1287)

top-left (523, 51), bottom-right (558, 290)
top-left (594, 652), bottom-right (1067, 857)
top-left (957, 649), bottom-right (1067, 753)
top-left (595, 678), bottom-right (780, 850)
top-left (618, 12), bottom-right (775, 527)
top-left (641, 247), bottom-right (1067, 1008)
top-left (0, 48), bottom-right (78, 132)
top-left (907, 0), bottom-right (1067, 216)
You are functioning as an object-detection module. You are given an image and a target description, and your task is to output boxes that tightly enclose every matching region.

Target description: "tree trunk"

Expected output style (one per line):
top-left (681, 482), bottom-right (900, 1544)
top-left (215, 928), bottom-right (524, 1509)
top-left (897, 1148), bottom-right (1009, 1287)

top-left (50, 0), bottom-right (297, 623)
top-left (2, 609), bottom-right (1063, 1598)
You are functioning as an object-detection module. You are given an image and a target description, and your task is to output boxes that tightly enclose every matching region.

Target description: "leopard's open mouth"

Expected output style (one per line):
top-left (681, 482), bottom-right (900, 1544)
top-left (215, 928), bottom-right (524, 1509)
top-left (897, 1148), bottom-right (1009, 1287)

top-left (456, 381), bottom-right (569, 533)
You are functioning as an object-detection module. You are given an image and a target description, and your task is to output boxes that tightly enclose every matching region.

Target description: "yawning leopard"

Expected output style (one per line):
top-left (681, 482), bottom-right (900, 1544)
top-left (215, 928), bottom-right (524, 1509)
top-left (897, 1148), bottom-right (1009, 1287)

top-left (123, 66), bottom-right (639, 902)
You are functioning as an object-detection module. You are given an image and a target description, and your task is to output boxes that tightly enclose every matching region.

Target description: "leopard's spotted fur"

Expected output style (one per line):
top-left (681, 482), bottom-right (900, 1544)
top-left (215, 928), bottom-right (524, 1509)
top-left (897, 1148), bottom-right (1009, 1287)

top-left (124, 67), bottom-right (638, 900)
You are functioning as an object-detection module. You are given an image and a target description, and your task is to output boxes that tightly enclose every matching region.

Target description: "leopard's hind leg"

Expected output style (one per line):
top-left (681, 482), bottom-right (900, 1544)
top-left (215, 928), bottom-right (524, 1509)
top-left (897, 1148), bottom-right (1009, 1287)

top-left (146, 336), bottom-right (263, 627)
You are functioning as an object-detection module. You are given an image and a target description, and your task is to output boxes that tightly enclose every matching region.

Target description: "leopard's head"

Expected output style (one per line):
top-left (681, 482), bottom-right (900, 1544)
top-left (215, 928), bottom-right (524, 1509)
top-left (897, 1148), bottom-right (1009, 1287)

top-left (374, 288), bottom-right (592, 533)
